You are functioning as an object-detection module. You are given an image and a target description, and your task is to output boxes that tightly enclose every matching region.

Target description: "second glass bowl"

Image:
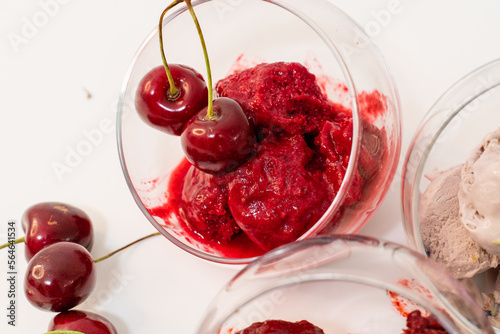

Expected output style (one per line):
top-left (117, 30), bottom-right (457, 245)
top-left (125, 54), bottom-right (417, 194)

top-left (402, 58), bottom-right (500, 331)
top-left (196, 235), bottom-right (494, 333)
top-left (117, 0), bottom-right (401, 264)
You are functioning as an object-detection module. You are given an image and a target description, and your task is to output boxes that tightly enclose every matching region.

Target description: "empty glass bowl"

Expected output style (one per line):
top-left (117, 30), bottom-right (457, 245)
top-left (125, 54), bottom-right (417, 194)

top-left (402, 58), bottom-right (500, 331)
top-left (196, 235), bottom-right (494, 333)
top-left (117, 0), bottom-right (401, 264)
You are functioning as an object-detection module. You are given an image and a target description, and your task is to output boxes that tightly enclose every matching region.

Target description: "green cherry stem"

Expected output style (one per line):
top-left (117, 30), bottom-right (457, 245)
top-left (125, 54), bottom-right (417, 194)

top-left (0, 232), bottom-right (160, 262)
top-left (159, 0), bottom-right (184, 99)
top-left (0, 236), bottom-right (25, 249)
top-left (185, 0), bottom-right (214, 120)
top-left (93, 232), bottom-right (161, 264)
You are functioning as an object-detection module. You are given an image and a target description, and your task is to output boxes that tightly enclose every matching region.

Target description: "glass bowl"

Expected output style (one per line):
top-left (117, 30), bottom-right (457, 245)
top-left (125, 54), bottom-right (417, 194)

top-left (196, 235), bottom-right (494, 333)
top-left (117, 0), bottom-right (401, 264)
top-left (402, 58), bottom-right (500, 330)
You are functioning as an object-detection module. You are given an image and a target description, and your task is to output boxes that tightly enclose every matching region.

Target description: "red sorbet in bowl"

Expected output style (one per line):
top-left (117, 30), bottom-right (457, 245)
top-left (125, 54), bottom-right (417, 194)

top-left (148, 62), bottom-right (386, 258)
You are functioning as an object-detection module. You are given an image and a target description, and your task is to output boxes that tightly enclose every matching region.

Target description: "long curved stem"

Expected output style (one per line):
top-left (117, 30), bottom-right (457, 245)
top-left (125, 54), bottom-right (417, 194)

top-left (159, 0), bottom-right (184, 99)
top-left (0, 231), bottom-right (160, 263)
top-left (185, 0), bottom-right (214, 119)
top-left (93, 232), bottom-right (161, 263)
top-left (0, 236), bottom-right (25, 249)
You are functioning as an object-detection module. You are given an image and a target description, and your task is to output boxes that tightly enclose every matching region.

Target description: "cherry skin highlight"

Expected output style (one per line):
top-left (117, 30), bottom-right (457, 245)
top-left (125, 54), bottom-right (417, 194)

top-left (48, 310), bottom-right (118, 334)
top-left (135, 64), bottom-right (208, 136)
top-left (24, 242), bottom-right (96, 312)
top-left (181, 97), bottom-right (256, 174)
top-left (22, 202), bottom-right (93, 261)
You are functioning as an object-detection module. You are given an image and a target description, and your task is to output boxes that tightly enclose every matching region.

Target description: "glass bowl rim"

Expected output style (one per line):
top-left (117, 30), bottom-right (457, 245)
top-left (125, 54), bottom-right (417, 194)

top-left (196, 234), bottom-right (493, 333)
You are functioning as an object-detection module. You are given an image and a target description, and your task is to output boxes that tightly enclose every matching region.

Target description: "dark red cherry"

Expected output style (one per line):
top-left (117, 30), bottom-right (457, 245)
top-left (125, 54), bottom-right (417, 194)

top-left (22, 202), bottom-right (93, 260)
top-left (48, 310), bottom-right (117, 334)
top-left (181, 97), bottom-right (256, 174)
top-left (135, 64), bottom-right (208, 135)
top-left (25, 242), bottom-right (96, 312)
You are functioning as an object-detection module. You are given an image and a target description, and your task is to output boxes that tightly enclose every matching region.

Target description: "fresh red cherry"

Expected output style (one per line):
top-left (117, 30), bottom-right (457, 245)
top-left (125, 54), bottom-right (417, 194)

top-left (181, 97), bottom-right (256, 174)
top-left (134, 0), bottom-right (208, 136)
top-left (21, 202), bottom-right (93, 260)
top-left (135, 64), bottom-right (208, 136)
top-left (48, 310), bottom-right (117, 334)
top-left (25, 242), bottom-right (96, 312)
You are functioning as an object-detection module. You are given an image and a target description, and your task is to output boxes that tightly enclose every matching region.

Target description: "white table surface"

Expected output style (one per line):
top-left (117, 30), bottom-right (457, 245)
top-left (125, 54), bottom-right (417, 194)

top-left (1, 0), bottom-right (500, 333)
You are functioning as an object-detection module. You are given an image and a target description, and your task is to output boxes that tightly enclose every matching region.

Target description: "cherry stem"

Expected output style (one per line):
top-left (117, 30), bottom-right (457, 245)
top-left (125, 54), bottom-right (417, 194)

top-left (93, 232), bottom-right (161, 264)
top-left (159, 0), bottom-right (184, 99)
top-left (44, 331), bottom-right (85, 334)
top-left (185, 0), bottom-right (214, 120)
top-left (0, 236), bottom-right (25, 250)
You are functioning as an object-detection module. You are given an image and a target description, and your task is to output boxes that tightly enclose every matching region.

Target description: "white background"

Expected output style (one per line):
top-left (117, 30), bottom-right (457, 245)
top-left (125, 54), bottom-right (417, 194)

top-left (1, 0), bottom-right (500, 333)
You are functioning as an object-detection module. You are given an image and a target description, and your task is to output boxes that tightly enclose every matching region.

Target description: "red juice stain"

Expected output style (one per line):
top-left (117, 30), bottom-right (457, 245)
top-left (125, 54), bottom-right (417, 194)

top-left (148, 159), bottom-right (264, 259)
top-left (358, 90), bottom-right (388, 121)
top-left (387, 279), bottom-right (432, 318)
top-left (225, 53), bottom-right (264, 76)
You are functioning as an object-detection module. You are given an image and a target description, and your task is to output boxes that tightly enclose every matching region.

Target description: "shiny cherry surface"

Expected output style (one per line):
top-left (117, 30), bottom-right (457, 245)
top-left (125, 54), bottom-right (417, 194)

top-left (25, 242), bottom-right (96, 312)
top-left (135, 64), bottom-right (208, 136)
top-left (49, 310), bottom-right (118, 334)
top-left (22, 202), bottom-right (93, 260)
top-left (181, 97), bottom-right (256, 174)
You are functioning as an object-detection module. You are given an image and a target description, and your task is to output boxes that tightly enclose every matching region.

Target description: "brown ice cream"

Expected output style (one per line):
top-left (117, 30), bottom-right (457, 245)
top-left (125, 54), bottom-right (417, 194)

top-left (419, 165), bottom-right (499, 279)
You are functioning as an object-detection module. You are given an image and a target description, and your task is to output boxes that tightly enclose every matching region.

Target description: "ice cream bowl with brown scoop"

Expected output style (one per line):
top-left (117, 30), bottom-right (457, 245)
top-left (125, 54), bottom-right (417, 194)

top-left (196, 235), bottom-right (494, 333)
top-left (117, 0), bottom-right (401, 264)
top-left (402, 58), bottom-right (500, 330)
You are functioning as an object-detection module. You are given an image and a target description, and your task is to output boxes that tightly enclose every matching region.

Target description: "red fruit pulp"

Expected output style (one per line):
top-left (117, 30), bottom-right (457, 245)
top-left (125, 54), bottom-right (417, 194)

top-left (404, 310), bottom-right (449, 334)
top-left (235, 320), bottom-right (325, 334)
top-left (22, 202), bottom-right (93, 260)
top-left (135, 64), bottom-right (208, 136)
top-left (49, 310), bottom-right (118, 334)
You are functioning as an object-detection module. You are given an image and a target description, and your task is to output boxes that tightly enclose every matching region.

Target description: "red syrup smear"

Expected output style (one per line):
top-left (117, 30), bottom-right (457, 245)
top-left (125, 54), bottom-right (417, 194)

top-left (225, 54), bottom-right (264, 76)
top-left (387, 279), bottom-right (433, 318)
top-left (303, 53), bottom-right (351, 109)
top-left (148, 158), bottom-right (264, 259)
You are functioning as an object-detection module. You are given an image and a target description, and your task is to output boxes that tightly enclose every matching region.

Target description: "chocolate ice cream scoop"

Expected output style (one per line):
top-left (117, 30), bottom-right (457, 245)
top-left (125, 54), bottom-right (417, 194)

top-left (459, 127), bottom-right (500, 257)
top-left (419, 165), bottom-right (499, 279)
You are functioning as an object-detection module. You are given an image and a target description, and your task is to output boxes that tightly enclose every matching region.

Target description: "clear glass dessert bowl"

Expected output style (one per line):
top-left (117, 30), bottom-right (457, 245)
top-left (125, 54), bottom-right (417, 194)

top-left (196, 235), bottom-right (494, 333)
top-left (117, 0), bottom-right (401, 264)
top-left (402, 58), bottom-right (500, 330)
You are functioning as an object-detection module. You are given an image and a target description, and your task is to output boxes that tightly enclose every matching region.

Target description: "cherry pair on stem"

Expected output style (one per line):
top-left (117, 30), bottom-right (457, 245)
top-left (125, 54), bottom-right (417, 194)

top-left (135, 0), bottom-right (255, 174)
top-left (0, 202), bottom-right (159, 334)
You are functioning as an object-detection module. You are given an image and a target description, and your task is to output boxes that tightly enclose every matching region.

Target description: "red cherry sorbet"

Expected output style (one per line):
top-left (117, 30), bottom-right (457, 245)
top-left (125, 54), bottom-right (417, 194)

top-left (404, 310), bottom-right (449, 334)
top-left (230, 311), bottom-right (449, 334)
top-left (235, 320), bottom-right (325, 334)
top-left (149, 62), bottom-right (386, 258)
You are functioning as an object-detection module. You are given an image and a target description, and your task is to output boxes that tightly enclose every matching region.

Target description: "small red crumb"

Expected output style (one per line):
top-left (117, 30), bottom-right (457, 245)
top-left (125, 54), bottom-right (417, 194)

top-left (403, 310), bottom-right (448, 334)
